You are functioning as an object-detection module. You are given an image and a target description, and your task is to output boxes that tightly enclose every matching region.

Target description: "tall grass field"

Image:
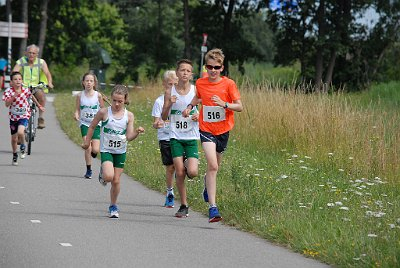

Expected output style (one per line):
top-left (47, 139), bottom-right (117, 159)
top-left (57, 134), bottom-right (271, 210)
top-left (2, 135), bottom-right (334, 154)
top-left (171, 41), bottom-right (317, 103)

top-left (54, 80), bottom-right (400, 267)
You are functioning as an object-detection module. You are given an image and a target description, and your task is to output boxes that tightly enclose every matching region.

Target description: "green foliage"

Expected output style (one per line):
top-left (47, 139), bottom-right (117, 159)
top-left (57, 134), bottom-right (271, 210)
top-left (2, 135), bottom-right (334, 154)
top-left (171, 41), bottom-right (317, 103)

top-left (268, 0), bottom-right (400, 91)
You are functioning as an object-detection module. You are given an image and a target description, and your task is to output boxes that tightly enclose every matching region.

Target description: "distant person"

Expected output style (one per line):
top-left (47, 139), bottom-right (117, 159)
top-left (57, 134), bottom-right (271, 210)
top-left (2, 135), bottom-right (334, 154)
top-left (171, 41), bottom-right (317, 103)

top-left (161, 59), bottom-right (200, 218)
top-left (0, 56), bottom-right (7, 89)
top-left (152, 70), bottom-right (178, 208)
top-left (2, 71), bottom-right (44, 165)
top-left (13, 44), bottom-right (54, 129)
top-left (74, 72), bottom-right (105, 179)
top-left (183, 48), bottom-right (243, 223)
top-left (82, 85), bottom-right (144, 218)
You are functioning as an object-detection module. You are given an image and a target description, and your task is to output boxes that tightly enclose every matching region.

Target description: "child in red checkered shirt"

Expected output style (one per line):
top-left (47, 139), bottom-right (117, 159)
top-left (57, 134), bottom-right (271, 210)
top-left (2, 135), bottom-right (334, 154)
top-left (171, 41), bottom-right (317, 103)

top-left (2, 71), bottom-right (44, 165)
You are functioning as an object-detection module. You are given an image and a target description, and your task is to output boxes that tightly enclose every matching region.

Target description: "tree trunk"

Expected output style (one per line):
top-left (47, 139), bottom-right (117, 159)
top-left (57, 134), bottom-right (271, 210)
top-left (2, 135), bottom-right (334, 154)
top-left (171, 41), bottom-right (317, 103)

top-left (38, 0), bottom-right (50, 58)
top-left (221, 0), bottom-right (235, 76)
top-left (314, 0), bottom-right (326, 91)
top-left (182, 0), bottom-right (191, 59)
top-left (19, 0), bottom-right (29, 58)
top-left (324, 49), bottom-right (336, 86)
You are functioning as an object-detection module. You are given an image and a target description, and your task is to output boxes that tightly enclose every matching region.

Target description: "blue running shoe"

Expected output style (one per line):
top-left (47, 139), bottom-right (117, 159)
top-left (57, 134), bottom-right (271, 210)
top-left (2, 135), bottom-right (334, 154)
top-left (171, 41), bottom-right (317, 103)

top-left (164, 193), bottom-right (174, 208)
top-left (84, 169), bottom-right (92, 179)
top-left (202, 175), bottom-right (209, 202)
top-left (109, 205), bottom-right (119, 218)
top-left (208, 206), bottom-right (222, 223)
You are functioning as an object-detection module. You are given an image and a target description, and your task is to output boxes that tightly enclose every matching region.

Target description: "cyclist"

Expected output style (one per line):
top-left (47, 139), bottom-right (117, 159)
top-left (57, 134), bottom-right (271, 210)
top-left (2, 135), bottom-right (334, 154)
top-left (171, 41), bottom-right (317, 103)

top-left (13, 44), bottom-right (54, 129)
top-left (2, 71), bottom-right (44, 165)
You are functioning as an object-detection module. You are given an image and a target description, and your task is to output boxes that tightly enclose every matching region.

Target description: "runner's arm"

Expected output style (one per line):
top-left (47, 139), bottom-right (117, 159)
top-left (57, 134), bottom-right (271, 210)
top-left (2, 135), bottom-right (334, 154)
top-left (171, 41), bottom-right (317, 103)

top-left (126, 112), bottom-right (144, 141)
top-left (41, 60), bottom-right (54, 89)
top-left (182, 95), bottom-right (200, 117)
top-left (74, 93), bottom-right (81, 121)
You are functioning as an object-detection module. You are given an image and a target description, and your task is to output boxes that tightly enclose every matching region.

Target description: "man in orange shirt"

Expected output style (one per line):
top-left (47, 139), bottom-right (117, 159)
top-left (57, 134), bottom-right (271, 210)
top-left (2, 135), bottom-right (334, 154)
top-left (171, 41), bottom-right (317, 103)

top-left (183, 48), bottom-right (243, 223)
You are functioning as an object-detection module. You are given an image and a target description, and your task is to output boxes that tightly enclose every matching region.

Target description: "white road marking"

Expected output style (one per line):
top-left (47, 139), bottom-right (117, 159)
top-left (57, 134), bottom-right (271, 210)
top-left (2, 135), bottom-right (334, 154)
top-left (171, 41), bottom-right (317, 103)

top-left (30, 220), bottom-right (41, 223)
top-left (59, 243), bottom-right (72, 247)
top-left (10, 201), bottom-right (20, 205)
top-left (0, 186), bottom-right (5, 189)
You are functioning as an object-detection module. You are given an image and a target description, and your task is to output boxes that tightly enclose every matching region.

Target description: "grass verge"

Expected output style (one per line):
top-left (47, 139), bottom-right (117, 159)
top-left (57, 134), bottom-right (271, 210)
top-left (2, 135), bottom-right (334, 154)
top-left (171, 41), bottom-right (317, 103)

top-left (54, 81), bottom-right (400, 267)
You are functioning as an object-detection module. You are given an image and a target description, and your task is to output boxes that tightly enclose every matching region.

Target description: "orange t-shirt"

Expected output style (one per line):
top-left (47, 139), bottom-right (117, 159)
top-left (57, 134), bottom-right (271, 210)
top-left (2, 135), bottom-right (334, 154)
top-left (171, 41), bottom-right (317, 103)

top-left (195, 76), bottom-right (241, 135)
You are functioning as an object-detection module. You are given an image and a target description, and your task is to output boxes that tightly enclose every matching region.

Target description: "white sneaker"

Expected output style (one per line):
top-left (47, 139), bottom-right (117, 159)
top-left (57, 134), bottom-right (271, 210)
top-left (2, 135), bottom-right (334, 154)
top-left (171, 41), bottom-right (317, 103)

top-left (109, 205), bottom-right (119, 218)
top-left (20, 151), bottom-right (26, 159)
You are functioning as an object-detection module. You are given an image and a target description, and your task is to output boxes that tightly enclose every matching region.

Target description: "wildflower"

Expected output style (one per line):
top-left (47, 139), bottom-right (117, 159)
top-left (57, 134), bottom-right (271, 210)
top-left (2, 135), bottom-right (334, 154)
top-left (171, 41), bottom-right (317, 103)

top-left (338, 169), bottom-right (344, 172)
top-left (335, 201), bottom-right (343, 206)
top-left (280, 175), bottom-right (289, 179)
top-left (367, 234), bottom-right (378, 238)
top-left (327, 203), bottom-right (335, 207)
top-left (339, 207), bottom-right (349, 211)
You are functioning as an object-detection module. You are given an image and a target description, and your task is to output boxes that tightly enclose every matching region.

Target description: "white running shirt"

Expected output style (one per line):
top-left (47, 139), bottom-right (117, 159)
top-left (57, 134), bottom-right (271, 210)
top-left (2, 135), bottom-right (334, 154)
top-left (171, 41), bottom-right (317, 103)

top-left (79, 91), bottom-right (101, 127)
top-left (151, 94), bottom-right (170, 141)
top-left (100, 107), bottom-right (129, 154)
top-left (169, 85), bottom-right (199, 140)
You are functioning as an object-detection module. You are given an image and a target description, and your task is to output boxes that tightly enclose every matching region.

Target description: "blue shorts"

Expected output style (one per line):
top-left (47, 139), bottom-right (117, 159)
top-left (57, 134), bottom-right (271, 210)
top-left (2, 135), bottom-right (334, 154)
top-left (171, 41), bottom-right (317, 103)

top-left (10, 119), bottom-right (29, 135)
top-left (200, 130), bottom-right (230, 153)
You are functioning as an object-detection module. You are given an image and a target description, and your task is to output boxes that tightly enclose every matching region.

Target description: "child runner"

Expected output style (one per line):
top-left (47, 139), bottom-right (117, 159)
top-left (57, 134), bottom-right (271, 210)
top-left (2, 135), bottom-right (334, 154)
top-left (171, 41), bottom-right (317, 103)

top-left (82, 85), bottom-right (145, 218)
top-left (183, 48), bottom-right (243, 223)
top-left (152, 70), bottom-right (178, 208)
top-left (161, 59), bottom-right (199, 218)
top-left (74, 72), bottom-right (105, 179)
top-left (2, 71), bottom-right (44, 165)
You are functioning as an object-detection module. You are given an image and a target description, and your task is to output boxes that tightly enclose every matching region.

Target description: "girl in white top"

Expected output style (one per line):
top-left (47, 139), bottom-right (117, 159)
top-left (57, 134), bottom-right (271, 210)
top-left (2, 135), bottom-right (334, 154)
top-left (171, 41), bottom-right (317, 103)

top-left (74, 73), bottom-right (104, 179)
top-left (82, 85), bottom-right (145, 218)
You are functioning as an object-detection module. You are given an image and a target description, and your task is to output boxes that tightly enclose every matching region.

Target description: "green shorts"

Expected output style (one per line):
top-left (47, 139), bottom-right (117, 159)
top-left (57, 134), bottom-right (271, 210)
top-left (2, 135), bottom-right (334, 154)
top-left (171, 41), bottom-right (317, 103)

top-left (101, 152), bottom-right (127, 168)
top-left (80, 125), bottom-right (100, 140)
top-left (170, 139), bottom-right (199, 159)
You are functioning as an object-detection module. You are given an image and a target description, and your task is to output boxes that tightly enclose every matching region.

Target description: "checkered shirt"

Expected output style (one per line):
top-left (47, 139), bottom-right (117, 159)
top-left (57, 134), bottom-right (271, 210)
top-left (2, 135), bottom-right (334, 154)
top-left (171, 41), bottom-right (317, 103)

top-left (2, 87), bottom-right (32, 121)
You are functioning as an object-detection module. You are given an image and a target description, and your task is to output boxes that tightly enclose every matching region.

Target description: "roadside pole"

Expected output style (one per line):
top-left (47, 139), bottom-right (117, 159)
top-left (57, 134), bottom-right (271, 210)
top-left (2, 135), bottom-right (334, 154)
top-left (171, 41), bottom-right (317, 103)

top-left (7, 13), bottom-right (12, 73)
top-left (200, 33), bottom-right (208, 78)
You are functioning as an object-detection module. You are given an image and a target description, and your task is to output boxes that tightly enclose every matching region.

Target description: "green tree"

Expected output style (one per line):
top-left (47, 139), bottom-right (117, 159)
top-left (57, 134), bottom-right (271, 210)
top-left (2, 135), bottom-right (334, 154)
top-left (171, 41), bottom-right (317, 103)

top-left (268, 0), bottom-right (400, 91)
top-left (190, 0), bottom-right (274, 75)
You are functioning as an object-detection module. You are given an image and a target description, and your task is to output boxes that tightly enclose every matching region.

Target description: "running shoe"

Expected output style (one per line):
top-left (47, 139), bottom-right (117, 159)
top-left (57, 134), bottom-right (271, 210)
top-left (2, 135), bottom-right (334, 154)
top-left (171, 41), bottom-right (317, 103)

top-left (20, 144), bottom-right (26, 159)
top-left (202, 175), bottom-right (209, 202)
top-left (12, 153), bottom-right (18, 166)
top-left (164, 193), bottom-right (174, 208)
top-left (98, 167), bottom-right (107, 186)
top-left (109, 205), bottom-right (119, 218)
top-left (208, 206), bottom-right (222, 223)
top-left (175, 205), bottom-right (189, 218)
top-left (84, 169), bottom-right (92, 179)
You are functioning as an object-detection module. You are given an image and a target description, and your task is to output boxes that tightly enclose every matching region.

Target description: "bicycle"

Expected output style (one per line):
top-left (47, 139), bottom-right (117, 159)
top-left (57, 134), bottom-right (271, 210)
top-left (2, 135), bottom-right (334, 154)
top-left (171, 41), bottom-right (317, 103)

top-left (25, 83), bottom-right (47, 155)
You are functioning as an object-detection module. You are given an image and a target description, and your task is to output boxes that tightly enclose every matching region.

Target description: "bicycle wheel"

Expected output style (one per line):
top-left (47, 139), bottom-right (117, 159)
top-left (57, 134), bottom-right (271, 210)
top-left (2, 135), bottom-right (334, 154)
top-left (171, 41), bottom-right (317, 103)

top-left (27, 115), bottom-right (33, 155)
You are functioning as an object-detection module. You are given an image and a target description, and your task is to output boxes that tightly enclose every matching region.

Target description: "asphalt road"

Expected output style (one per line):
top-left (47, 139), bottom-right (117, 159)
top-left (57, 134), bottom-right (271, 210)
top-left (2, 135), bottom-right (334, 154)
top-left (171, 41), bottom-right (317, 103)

top-left (0, 94), bottom-right (330, 268)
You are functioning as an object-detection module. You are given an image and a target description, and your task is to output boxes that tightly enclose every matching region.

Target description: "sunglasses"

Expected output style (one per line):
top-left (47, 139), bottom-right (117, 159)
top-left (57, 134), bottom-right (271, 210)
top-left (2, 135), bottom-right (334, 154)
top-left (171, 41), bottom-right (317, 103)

top-left (205, 64), bottom-right (223, 70)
